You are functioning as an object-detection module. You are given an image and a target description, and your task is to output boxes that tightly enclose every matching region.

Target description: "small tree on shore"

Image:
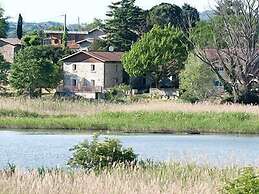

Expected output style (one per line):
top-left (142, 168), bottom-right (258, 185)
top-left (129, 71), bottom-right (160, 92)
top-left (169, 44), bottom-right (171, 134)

top-left (122, 25), bottom-right (189, 87)
top-left (10, 46), bottom-right (62, 97)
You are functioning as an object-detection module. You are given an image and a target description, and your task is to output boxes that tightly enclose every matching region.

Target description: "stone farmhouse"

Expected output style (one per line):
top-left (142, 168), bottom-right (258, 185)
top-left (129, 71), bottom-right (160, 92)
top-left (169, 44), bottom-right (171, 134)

top-left (43, 28), bottom-right (105, 50)
top-left (59, 51), bottom-right (123, 99)
top-left (0, 38), bottom-right (22, 63)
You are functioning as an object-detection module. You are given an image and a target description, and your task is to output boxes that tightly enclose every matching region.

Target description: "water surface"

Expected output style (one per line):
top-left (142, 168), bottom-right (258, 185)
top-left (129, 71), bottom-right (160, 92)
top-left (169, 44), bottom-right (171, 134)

top-left (0, 130), bottom-right (258, 168)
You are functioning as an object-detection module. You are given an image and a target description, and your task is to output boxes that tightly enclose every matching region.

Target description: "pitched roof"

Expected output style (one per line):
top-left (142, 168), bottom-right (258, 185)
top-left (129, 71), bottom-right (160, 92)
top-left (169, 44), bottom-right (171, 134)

top-left (61, 51), bottom-right (123, 62)
top-left (76, 39), bottom-right (93, 44)
top-left (44, 30), bottom-right (88, 35)
top-left (0, 38), bottom-right (22, 46)
top-left (87, 52), bottom-right (123, 62)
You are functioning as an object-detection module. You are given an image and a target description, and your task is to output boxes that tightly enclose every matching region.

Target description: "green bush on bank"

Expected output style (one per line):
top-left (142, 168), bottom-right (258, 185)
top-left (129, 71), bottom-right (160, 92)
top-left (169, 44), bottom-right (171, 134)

top-left (223, 167), bottom-right (259, 194)
top-left (68, 135), bottom-right (137, 171)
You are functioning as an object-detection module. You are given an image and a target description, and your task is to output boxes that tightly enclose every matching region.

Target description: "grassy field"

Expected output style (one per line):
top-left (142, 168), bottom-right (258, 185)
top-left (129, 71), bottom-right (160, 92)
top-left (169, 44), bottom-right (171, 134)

top-left (0, 163), bottom-right (249, 194)
top-left (1, 97), bottom-right (259, 134)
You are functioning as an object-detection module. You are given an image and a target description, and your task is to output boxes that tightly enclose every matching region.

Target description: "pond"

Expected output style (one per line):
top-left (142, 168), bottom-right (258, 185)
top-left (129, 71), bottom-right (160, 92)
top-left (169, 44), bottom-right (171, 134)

top-left (0, 130), bottom-right (258, 168)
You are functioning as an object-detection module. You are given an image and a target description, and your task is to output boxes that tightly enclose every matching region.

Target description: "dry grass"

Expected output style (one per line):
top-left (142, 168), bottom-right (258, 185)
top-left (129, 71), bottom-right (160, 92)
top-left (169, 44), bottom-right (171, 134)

top-left (0, 163), bottom-right (243, 194)
top-left (1, 97), bottom-right (259, 116)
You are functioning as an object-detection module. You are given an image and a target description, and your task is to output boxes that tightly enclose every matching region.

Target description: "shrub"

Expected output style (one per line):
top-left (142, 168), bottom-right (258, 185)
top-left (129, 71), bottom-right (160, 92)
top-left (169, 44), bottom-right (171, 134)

top-left (180, 54), bottom-right (216, 103)
top-left (223, 168), bottom-right (259, 194)
top-left (68, 135), bottom-right (137, 171)
top-left (105, 84), bottom-right (131, 102)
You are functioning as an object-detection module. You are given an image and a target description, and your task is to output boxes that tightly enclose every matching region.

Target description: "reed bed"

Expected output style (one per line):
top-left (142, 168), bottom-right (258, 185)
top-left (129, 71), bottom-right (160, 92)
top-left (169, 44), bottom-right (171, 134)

top-left (0, 163), bottom-right (243, 194)
top-left (1, 97), bottom-right (259, 116)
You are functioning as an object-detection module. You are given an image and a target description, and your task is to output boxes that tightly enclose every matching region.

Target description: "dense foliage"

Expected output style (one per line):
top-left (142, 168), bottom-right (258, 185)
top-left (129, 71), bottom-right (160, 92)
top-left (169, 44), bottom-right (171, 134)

top-left (0, 54), bottom-right (10, 87)
top-left (223, 168), bottom-right (259, 194)
top-left (180, 54), bottom-right (216, 103)
top-left (147, 3), bottom-right (200, 31)
top-left (123, 25), bottom-right (188, 87)
top-left (105, 0), bottom-right (146, 51)
top-left (0, 7), bottom-right (8, 38)
top-left (10, 46), bottom-right (64, 97)
top-left (68, 135), bottom-right (137, 171)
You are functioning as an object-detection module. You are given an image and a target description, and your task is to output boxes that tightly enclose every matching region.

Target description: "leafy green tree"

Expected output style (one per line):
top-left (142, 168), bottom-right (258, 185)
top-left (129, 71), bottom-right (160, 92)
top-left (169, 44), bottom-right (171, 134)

top-left (0, 7), bottom-right (8, 38)
top-left (179, 54), bottom-right (216, 103)
top-left (22, 31), bottom-right (41, 46)
top-left (17, 14), bottom-right (23, 39)
top-left (22, 30), bottom-right (46, 46)
top-left (190, 20), bottom-right (215, 48)
top-left (10, 46), bottom-right (62, 97)
top-left (0, 54), bottom-right (10, 88)
top-left (123, 25), bottom-right (189, 87)
top-left (147, 3), bottom-right (182, 30)
top-left (181, 3), bottom-right (200, 31)
top-left (105, 0), bottom-right (147, 51)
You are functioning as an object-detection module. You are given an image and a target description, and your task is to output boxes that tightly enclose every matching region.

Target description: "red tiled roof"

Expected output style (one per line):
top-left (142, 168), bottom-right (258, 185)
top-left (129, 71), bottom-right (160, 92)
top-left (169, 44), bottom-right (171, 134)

top-left (86, 51), bottom-right (123, 62)
top-left (61, 51), bottom-right (123, 62)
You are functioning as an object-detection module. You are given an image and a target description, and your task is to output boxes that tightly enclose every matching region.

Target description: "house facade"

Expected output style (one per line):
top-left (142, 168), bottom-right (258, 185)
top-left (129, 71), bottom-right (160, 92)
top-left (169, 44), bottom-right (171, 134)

top-left (44, 28), bottom-right (105, 50)
top-left (0, 38), bottom-right (22, 63)
top-left (60, 51), bottom-right (123, 98)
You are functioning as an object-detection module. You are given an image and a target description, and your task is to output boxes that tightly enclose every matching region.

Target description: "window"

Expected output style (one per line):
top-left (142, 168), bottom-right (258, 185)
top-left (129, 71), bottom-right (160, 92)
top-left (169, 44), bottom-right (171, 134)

top-left (91, 80), bottom-right (95, 86)
top-left (72, 64), bottom-right (77, 71)
top-left (54, 39), bottom-right (59, 44)
top-left (72, 79), bottom-right (77, 87)
top-left (91, 64), bottom-right (95, 72)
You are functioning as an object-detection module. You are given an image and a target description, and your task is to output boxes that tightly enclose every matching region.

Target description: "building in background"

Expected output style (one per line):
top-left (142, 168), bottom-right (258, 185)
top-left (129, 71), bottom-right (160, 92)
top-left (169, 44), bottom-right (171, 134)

top-left (59, 51), bottom-right (123, 99)
top-left (0, 38), bottom-right (22, 63)
top-left (43, 28), bottom-right (105, 50)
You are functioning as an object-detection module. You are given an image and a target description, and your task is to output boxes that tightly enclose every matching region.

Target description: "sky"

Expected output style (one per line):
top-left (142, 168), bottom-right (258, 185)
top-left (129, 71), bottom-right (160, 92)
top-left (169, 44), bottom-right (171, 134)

top-left (1, 0), bottom-right (216, 24)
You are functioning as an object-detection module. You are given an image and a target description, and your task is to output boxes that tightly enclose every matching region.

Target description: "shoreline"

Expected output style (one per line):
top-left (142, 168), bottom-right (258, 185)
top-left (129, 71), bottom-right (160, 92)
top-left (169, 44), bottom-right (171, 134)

top-left (0, 111), bottom-right (259, 134)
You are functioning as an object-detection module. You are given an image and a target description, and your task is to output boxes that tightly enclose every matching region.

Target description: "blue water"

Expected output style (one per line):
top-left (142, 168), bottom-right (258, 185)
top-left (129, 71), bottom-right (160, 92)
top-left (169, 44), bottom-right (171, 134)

top-left (0, 130), bottom-right (258, 168)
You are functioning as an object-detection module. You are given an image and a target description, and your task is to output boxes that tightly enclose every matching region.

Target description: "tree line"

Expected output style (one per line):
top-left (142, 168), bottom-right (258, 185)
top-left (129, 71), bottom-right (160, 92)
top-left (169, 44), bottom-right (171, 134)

top-left (1, 0), bottom-right (259, 104)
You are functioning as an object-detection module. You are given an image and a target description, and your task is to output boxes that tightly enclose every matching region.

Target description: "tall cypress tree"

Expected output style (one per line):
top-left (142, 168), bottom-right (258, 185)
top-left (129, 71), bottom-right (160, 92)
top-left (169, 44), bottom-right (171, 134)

top-left (17, 13), bottom-right (23, 39)
top-left (105, 0), bottom-right (146, 51)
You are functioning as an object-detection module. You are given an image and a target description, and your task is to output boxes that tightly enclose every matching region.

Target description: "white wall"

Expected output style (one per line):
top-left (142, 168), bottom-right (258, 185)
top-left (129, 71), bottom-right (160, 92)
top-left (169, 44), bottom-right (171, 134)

top-left (63, 62), bottom-right (105, 88)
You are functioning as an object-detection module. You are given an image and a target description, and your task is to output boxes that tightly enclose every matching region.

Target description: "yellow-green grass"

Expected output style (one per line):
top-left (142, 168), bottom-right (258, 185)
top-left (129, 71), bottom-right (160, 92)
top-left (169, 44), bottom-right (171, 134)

top-left (0, 111), bottom-right (259, 134)
top-left (0, 163), bottom-right (250, 194)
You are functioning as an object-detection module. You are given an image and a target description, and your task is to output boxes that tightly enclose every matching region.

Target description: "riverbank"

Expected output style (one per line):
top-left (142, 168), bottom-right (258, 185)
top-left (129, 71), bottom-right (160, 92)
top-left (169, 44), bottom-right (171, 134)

top-left (1, 98), bottom-right (259, 134)
top-left (0, 163), bottom-right (251, 194)
top-left (0, 110), bottom-right (259, 134)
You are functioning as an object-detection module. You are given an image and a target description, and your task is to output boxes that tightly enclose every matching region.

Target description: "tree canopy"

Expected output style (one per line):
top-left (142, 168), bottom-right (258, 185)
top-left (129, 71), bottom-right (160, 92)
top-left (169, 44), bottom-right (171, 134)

top-left (0, 7), bottom-right (8, 38)
top-left (105, 0), bottom-right (146, 51)
top-left (122, 25), bottom-right (189, 87)
top-left (10, 46), bottom-right (63, 97)
top-left (180, 54), bottom-right (216, 103)
top-left (147, 3), bottom-right (182, 30)
top-left (147, 3), bottom-right (200, 31)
